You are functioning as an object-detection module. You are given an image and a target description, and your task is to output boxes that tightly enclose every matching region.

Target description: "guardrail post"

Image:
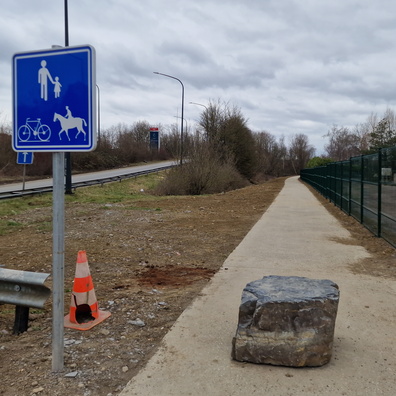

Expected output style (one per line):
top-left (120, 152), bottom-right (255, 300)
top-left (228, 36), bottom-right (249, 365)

top-left (13, 305), bottom-right (30, 334)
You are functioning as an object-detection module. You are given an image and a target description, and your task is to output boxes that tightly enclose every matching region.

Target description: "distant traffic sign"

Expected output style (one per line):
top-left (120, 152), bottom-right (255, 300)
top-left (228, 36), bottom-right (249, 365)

top-left (149, 127), bottom-right (160, 150)
top-left (17, 151), bottom-right (34, 165)
top-left (12, 45), bottom-right (96, 152)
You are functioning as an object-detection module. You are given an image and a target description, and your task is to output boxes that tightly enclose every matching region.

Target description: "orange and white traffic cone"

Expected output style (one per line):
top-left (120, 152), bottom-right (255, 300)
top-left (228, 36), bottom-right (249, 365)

top-left (64, 251), bottom-right (111, 330)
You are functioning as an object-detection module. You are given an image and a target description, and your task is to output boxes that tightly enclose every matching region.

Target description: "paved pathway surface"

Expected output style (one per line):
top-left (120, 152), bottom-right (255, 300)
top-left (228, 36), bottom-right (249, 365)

top-left (120, 176), bottom-right (396, 396)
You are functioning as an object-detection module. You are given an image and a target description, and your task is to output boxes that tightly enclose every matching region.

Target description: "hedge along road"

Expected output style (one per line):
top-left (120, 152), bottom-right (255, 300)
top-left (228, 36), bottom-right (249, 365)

top-left (0, 160), bottom-right (175, 198)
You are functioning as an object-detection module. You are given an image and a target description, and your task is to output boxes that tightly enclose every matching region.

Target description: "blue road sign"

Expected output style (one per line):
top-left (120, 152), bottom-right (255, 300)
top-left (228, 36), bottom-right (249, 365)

top-left (150, 129), bottom-right (160, 150)
top-left (17, 151), bottom-right (34, 165)
top-left (12, 45), bottom-right (96, 152)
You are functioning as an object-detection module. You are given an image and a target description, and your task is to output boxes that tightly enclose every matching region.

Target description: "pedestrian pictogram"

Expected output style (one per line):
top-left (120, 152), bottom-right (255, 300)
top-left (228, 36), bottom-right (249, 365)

top-left (12, 45), bottom-right (96, 152)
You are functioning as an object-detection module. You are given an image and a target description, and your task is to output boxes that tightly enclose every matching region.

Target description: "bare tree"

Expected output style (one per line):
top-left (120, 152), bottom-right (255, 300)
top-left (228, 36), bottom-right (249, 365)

top-left (160, 123), bottom-right (180, 160)
top-left (351, 124), bottom-right (370, 154)
top-left (324, 125), bottom-right (362, 160)
top-left (198, 99), bottom-right (256, 179)
top-left (289, 134), bottom-right (315, 174)
top-left (0, 123), bottom-right (14, 175)
top-left (254, 131), bottom-right (287, 176)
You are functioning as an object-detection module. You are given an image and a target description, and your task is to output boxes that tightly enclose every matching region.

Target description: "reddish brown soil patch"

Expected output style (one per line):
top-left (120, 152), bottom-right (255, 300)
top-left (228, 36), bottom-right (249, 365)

top-left (136, 265), bottom-right (216, 287)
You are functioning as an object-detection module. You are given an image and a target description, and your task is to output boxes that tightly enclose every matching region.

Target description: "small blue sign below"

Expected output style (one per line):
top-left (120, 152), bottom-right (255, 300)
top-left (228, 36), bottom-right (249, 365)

top-left (12, 45), bottom-right (96, 152)
top-left (17, 151), bottom-right (34, 165)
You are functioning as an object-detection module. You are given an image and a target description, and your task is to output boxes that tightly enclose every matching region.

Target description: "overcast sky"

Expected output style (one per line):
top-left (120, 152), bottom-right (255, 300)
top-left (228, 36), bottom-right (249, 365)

top-left (2, 0), bottom-right (396, 154)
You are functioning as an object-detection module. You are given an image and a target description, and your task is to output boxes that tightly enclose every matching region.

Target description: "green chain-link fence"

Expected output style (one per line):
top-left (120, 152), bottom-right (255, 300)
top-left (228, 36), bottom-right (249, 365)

top-left (300, 147), bottom-right (396, 248)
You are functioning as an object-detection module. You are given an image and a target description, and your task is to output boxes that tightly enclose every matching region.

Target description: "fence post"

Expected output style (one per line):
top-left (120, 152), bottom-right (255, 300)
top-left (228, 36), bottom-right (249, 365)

top-left (339, 162), bottom-right (343, 211)
top-left (348, 158), bottom-right (352, 216)
top-left (360, 155), bottom-right (364, 223)
top-left (377, 148), bottom-right (382, 237)
top-left (325, 164), bottom-right (330, 201)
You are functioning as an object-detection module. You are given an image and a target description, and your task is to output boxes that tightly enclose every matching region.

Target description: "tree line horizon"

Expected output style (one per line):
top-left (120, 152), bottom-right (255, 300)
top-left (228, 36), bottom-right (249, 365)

top-left (1, 101), bottom-right (395, 190)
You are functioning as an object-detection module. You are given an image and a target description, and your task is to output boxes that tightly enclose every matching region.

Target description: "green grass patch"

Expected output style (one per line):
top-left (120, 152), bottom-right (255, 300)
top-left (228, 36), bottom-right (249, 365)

top-left (66, 173), bottom-right (166, 205)
top-left (6, 220), bottom-right (22, 227)
top-left (122, 206), bottom-right (162, 211)
top-left (0, 220), bottom-right (23, 236)
top-left (0, 195), bottom-right (52, 217)
top-left (37, 221), bottom-right (52, 233)
top-left (0, 173), bottom-right (166, 235)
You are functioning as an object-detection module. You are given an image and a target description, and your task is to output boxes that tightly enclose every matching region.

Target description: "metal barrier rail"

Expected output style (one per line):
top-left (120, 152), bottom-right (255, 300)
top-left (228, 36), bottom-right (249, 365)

top-left (0, 165), bottom-right (174, 201)
top-left (0, 268), bottom-right (51, 334)
top-left (301, 147), bottom-right (396, 248)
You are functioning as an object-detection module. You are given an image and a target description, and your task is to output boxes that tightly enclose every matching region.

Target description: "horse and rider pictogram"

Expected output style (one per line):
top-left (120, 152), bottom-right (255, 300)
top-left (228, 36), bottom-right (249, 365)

top-left (54, 109), bottom-right (87, 141)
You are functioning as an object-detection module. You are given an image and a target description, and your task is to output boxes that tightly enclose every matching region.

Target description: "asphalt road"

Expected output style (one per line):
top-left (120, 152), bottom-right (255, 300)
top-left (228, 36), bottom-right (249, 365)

top-left (0, 160), bottom-right (175, 194)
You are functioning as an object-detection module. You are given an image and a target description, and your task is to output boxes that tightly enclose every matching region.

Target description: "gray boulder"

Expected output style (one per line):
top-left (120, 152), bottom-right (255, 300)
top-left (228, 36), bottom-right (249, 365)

top-left (232, 275), bottom-right (340, 367)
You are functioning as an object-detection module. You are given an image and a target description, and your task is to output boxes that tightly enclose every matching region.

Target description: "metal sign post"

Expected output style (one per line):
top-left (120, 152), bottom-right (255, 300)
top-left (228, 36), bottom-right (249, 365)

top-left (22, 165), bottom-right (27, 191)
top-left (12, 44), bottom-right (96, 372)
top-left (52, 152), bottom-right (65, 371)
top-left (17, 152), bottom-right (34, 191)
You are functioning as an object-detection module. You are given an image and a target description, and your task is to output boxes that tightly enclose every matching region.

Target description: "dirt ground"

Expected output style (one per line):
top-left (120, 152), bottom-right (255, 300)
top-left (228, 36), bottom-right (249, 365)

top-left (0, 177), bottom-right (395, 396)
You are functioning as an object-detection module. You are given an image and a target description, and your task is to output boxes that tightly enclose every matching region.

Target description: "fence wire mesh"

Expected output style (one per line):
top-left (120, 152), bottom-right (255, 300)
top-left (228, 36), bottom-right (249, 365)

top-left (301, 147), bottom-right (396, 248)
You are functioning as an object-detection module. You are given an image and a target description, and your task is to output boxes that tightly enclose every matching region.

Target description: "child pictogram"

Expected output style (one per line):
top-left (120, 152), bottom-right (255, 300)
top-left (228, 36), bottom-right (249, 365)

top-left (54, 77), bottom-right (62, 98)
top-left (38, 60), bottom-right (62, 100)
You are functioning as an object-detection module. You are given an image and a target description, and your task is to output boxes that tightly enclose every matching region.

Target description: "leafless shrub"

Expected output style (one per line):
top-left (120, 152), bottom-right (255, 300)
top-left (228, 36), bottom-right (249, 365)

top-left (155, 139), bottom-right (248, 196)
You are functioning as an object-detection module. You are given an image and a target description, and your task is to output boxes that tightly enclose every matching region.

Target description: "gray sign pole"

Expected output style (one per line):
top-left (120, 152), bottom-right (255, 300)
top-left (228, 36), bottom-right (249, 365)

top-left (52, 152), bottom-right (65, 371)
top-left (22, 164), bottom-right (26, 191)
top-left (51, 0), bottom-right (68, 371)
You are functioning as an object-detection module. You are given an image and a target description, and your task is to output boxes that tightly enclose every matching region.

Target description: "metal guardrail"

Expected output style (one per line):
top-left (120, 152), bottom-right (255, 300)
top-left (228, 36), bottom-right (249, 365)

top-left (0, 164), bottom-right (174, 200)
top-left (0, 268), bottom-right (51, 334)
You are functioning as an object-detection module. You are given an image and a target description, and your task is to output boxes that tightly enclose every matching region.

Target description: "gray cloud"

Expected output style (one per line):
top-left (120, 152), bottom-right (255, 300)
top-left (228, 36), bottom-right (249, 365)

top-left (2, 1), bottom-right (396, 154)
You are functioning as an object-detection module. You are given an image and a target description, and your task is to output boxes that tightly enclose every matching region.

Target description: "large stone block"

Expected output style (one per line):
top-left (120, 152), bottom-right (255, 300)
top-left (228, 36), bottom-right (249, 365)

top-left (232, 275), bottom-right (340, 367)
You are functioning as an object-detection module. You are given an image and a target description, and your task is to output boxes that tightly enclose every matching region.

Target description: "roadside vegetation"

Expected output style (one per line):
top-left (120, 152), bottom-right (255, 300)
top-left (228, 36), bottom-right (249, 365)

top-left (1, 102), bottom-right (396, 194)
top-left (0, 173), bottom-right (163, 236)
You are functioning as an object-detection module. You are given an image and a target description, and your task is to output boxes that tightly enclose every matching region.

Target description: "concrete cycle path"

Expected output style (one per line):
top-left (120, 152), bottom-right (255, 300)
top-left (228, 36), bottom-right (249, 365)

top-left (120, 176), bottom-right (396, 396)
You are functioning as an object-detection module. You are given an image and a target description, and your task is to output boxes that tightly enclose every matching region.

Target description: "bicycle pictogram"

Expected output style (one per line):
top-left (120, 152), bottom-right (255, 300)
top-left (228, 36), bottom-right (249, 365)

top-left (18, 118), bottom-right (51, 142)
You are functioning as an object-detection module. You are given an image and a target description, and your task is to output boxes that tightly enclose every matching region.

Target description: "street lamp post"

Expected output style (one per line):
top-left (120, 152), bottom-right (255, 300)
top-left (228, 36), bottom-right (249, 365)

top-left (189, 101), bottom-right (208, 110)
top-left (153, 72), bottom-right (184, 165)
